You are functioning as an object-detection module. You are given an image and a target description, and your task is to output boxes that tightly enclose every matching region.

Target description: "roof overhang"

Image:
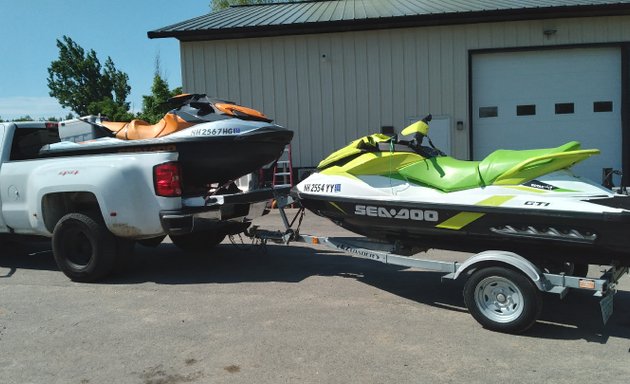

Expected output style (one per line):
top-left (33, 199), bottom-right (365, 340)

top-left (148, 3), bottom-right (630, 41)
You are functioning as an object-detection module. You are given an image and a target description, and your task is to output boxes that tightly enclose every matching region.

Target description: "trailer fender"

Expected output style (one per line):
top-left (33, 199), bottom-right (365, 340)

top-left (452, 250), bottom-right (546, 291)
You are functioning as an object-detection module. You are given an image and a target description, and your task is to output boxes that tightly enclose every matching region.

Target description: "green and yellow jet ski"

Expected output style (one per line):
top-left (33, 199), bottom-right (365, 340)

top-left (295, 115), bottom-right (630, 269)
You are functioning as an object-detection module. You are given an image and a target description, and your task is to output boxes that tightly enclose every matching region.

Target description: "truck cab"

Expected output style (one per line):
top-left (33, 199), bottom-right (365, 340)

top-left (0, 121), bottom-right (61, 233)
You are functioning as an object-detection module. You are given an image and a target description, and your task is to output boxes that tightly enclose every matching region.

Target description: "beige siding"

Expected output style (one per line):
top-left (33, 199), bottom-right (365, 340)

top-left (180, 15), bottom-right (630, 168)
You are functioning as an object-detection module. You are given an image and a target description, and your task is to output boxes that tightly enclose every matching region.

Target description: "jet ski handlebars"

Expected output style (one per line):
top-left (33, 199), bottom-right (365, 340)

top-left (397, 114), bottom-right (444, 157)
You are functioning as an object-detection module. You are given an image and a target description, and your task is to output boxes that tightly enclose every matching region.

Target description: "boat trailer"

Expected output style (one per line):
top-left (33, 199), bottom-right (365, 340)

top-left (247, 194), bottom-right (628, 334)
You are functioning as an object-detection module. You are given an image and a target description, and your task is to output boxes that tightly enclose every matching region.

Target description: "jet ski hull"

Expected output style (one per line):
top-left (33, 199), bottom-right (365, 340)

top-left (298, 192), bottom-right (630, 266)
top-left (295, 168), bottom-right (630, 268)
top-left (41, 124), bottom-right (293, 185)
top-left (176, 130), bottom-right (293, 185)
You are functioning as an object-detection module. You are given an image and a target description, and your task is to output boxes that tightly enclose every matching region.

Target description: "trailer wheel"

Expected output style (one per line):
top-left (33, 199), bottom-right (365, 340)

top-left (463, 266), bottom-right (542, 333)
top-left (52, 213), bottom-right (118, 282)
top-left (170, 231), bottom-right (226, 253)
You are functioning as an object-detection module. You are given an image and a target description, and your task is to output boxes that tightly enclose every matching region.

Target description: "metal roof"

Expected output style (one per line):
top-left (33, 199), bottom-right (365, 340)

top-left (148, 0), bottom-right (630, 41)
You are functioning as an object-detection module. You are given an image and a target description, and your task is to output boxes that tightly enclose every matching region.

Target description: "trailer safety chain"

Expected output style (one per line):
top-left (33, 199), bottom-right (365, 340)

top-left (289, 207), bottom-right (306, 239)
top-left (243, 206), bottom-right (306, 246)
top-left (228, 232), bottom-right (269, 253)
top-left (275, 206), bottom-right (306, 244)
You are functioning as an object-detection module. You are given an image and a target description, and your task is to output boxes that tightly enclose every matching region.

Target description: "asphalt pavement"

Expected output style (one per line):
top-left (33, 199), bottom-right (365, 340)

top-left (1, 209), bottom-right (629, 384)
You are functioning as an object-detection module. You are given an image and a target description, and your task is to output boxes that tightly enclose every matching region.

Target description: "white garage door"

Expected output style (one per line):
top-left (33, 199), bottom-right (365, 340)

top-left (472, 47), bottom-right (621, 184)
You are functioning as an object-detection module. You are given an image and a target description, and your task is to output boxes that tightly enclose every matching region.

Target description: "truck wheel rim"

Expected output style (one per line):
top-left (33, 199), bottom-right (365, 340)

top-left (474, 276), bottom-right (523, 323)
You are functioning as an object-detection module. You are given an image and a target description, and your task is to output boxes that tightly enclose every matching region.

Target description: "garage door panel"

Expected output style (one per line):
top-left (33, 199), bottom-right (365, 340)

top-left (472, 47), bottom-right (621, 183)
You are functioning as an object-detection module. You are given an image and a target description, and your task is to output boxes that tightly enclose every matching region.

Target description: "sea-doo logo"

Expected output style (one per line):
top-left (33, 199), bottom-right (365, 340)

top-left (354, 205), bottom-right (438, 221)
top-left (523, 180), bottom-right (557, 191)
top-left (190, 127), bottom-right (242, 136)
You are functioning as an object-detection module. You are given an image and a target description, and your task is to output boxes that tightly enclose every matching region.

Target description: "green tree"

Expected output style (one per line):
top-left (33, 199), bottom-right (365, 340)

top-left (13, 115), bottom-right (34, 122)
top-left (47, 36), bottom-right (132, 120)
top-left (0, 116), bottom-right (3, 122)
top-left (87, 98), bottom-right (134, 121)
top-left (138, 57), bottom-right (182, 124)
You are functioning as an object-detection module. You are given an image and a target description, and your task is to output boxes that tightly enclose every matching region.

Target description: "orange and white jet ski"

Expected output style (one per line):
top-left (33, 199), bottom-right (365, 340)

top-left (42, 94), bottom-right (293, 186)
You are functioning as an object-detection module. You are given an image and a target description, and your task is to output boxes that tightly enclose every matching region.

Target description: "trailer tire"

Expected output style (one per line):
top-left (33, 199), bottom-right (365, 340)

top-left (52, 213), bottom-right (118, 282)
top-left (170, 231), bottom-right (226, 253)
top-left (463, 266), bottom-right (542, 333)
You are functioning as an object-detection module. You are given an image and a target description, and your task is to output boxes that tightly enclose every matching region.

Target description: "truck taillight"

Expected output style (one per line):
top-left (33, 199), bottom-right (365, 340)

top-left (154, 162), bottom-right (182, 197)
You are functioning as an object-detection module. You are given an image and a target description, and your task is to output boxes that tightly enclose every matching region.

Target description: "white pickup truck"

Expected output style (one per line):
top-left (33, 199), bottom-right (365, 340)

top-left (0, 121), bottom-right (282, 282)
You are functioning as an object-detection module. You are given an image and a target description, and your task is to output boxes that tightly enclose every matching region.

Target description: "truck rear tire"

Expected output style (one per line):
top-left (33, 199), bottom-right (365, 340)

top-left (170, 231), bottom-right (226, 253)
top-left (463, 266), bottom-right (542, 333)
top-left (52, 213), bottom-right (118, 282)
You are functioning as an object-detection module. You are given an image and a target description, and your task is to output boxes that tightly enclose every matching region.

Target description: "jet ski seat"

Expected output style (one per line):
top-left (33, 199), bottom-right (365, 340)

top-left (478, 141), bottom-right (598, 185)
top-left (101, 113), bottom-right (194, 140)
top-left (399, 141), bottom-right (599, 192)
top-left (399, 157), bottom-right (481, 192)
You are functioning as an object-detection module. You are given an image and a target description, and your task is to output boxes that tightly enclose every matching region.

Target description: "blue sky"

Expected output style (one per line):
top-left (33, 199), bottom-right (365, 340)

top-left (0, 0), bottom-right (210, 120)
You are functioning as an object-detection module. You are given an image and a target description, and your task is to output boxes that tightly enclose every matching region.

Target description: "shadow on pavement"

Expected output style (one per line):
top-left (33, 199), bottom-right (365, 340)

top-left (2, 240), bottom-right (629, 341)
top-left (0, 241), bottom-right (57, 277)
top-left (120, 242), bottom-right (630, 342)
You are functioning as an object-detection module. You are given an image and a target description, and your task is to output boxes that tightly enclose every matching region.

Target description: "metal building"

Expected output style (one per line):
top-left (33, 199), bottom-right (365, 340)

top-left (149, 0), bottom-right (630, 184)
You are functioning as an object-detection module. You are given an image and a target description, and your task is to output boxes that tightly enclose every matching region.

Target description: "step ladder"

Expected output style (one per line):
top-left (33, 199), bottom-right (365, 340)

top-left (272, 144), bottom-right (294, 188)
